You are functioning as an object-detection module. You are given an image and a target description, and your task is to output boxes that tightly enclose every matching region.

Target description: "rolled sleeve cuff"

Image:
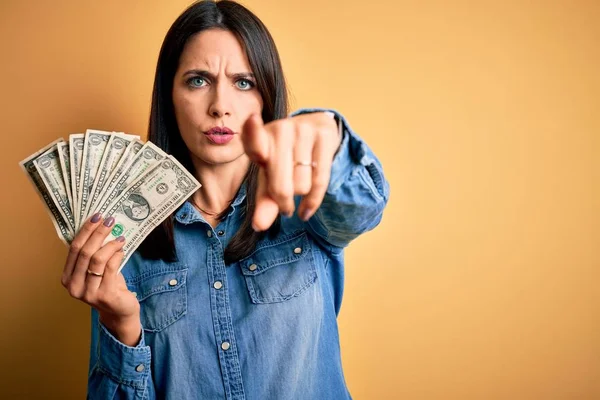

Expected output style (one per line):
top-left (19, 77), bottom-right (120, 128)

top-left (95, 321), bottom-right (151, 388)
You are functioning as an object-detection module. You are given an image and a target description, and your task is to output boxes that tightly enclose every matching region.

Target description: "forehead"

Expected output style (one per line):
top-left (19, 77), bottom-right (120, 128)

top-left (179, 29), bottom-right (251, 71)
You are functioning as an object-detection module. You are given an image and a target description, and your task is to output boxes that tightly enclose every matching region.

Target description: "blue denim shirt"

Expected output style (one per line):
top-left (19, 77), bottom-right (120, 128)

top-left (87, 108), bottom-right (390, 400)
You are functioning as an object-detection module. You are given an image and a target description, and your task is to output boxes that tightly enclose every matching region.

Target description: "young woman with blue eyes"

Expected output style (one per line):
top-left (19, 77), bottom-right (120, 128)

top-left (60, 1), bottom-right (389, 398)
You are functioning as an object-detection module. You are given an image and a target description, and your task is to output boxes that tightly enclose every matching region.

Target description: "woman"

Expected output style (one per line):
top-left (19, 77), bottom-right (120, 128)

top-left (61, 1), bottom-right (389, 399)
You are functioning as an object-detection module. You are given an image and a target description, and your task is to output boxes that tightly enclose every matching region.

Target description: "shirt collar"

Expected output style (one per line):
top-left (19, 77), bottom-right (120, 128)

top-left (230, 181), bottom-right (247, 208)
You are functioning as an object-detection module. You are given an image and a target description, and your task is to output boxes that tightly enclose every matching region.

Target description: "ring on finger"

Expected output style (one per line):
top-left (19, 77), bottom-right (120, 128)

top-left (294, 160), bottom-right (317, 168)
top-left (86, 269), bottom-right (104, 277)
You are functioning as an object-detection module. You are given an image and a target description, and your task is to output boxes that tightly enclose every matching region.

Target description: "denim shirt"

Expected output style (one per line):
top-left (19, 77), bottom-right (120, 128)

top-left (87, 108), bottom-right (390, 400)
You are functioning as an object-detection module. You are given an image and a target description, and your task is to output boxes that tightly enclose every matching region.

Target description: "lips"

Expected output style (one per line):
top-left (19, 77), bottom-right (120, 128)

top-left (204, 126), bottom-right (235, 145)
top-left (206, 127), bottom-right (234, 135)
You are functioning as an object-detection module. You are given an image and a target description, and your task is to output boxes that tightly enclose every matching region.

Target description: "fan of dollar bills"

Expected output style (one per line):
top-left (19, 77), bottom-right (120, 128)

top-left (19, 129), bottom-right (201, 270)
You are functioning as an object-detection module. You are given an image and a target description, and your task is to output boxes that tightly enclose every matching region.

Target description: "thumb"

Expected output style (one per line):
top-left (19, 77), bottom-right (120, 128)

top-left (242, 113), bottom-right (270, 165)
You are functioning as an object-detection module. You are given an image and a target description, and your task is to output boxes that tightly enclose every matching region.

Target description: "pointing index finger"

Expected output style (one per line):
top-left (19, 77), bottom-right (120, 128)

top-left (242, 114), bottom-right (270, 165)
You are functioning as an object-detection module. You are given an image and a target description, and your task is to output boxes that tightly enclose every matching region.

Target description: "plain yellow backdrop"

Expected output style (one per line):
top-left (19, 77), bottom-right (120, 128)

top-left (0, 0), bottom-right (598, 399)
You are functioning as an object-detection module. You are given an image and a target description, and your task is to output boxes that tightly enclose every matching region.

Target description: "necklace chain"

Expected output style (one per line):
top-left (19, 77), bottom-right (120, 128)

top-left (191, 197), bottom-right (220, 216)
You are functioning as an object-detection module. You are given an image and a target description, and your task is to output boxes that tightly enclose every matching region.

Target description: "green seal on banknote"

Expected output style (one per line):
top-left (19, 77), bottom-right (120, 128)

top-left (111, 223), bottom-right (124, 237)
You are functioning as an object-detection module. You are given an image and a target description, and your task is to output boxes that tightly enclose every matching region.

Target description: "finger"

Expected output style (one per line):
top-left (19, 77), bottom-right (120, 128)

top-left (252, 167), bottom-right (279, 231)
top-left (266, 120), bottom-right (295, 216)
top-left (242, 113), bottom-right (270, 165)
top-left (62, 212), bottom-right (103, 287)
top-left (298, 134), bottom-right (333, 221)
top-left (293, 122), bottom-right (315, 195)
top-left (98, 248), bottom-right (126, 290)
top-left (84, 237), bottom-right (126, 296)
top-left (69, 216), bottom-right (117, 298)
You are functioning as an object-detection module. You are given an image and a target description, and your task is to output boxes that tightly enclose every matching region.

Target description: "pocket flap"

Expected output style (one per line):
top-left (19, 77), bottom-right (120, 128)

top-left (127, 266), bottom-right (188, 302)
top-left (240, 231), bottom-right (311, 276)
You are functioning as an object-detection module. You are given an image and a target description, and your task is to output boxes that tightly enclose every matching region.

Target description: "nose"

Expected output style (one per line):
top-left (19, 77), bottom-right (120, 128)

top-left (208, 82), bottom-right (231, 119)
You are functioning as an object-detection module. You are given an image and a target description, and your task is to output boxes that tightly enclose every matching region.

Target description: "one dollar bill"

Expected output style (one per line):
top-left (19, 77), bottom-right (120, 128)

top-left (78, 130), bottom-right (111, 226)
top-left (101, 155), bottom-right (201, 271)
top-left (87, 139), bottom-right (144, 217)
top-left (34, 145), bottom-right (77, 233)
top-left (85, 133), bottom-right (139, 219)
top-left (19, 139), bottom-right (74, 244)
top-left (69, 134), bottom-right (85, 228)
top-left (56, 142), bottom-right (73, 213)
top-left (95, 141), bottom-right (166, 216)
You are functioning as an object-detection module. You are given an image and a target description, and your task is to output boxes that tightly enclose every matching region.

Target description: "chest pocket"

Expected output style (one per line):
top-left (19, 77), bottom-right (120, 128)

top-left (240, 230), bottom-right (317, 304)
top-left (126, 264), bottom-right (188, 333)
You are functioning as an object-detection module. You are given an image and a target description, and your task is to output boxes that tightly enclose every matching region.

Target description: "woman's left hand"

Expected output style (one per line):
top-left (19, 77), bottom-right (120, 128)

top-left (242, 111), bottom-right (341, 231)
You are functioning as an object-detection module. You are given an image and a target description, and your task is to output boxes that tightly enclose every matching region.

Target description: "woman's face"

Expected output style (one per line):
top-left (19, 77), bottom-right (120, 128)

top-left (172, 29), bottom-right (263, 167)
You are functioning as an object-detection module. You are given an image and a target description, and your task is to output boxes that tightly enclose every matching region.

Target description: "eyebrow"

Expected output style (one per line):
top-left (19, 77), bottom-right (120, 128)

top-left (182, 69), bottom-right (255, 80)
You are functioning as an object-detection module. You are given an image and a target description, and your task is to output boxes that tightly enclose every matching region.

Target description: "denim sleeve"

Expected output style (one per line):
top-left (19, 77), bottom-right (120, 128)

top-left (88, 308), bottom-right (156, 399)
top-left (289, 108), bottom-right (390, 251)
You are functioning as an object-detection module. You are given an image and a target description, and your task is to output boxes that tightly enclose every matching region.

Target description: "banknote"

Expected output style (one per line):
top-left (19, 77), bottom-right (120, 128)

top-left (84, 133), bottom-right (139, 220)
top-left (69, 134), bottom-right (85, 228)
top-left (78, 130), bottom-right (111, 226)
top-left (34, 145), bottom-right (77, 233)
top-left (19, 139), bottom-right (74, 245)
top-left (87, 139), bottom-right (144, 217)
top-left (20, 131), bottom-right (202, 261)
top-left (102, 155), bottom-right (201, 271)
top-left (56, 142), bottom-right (73, 212)
top-left (95, 141), bottom-right (166, 216)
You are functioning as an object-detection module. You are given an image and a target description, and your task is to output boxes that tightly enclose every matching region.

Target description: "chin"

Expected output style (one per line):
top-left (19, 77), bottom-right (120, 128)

top-left (192, 148), bottom-right (247, 166)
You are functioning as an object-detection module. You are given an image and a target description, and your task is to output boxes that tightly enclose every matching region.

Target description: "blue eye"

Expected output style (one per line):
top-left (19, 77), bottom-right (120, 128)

top-left (188, 77), bottom-right (206, 88)
top-left (236, 79), bottom-right (255, 90)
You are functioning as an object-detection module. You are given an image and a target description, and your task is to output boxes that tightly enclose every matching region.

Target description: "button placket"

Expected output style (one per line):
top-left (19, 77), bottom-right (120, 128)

top-left (206, 243), bottom-right (246, 398)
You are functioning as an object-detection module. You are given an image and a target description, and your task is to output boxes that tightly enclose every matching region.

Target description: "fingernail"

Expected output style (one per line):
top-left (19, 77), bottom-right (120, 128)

top-left (324, 111), bottom-right (335, 119)
top-left (301, 209), bottom-right (312, 221)
top-left (91, 213), bottom-right (102, 223)
top-left (116, 236), bottom-right (125, 243)
top-left (104, 217), bottom-right (115, 227)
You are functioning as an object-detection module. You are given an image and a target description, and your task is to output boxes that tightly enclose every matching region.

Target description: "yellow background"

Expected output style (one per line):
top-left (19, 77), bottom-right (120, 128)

top-left (0, 0), bottom-right (598, 398)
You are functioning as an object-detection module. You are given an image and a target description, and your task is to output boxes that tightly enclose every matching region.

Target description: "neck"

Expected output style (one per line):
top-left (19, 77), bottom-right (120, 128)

top-left (190, 154), bottom-right (250, 217)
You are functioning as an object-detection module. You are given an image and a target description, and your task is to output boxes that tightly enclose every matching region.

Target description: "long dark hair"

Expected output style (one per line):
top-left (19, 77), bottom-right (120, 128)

top-left (138, 0), bottom-right (288, 264)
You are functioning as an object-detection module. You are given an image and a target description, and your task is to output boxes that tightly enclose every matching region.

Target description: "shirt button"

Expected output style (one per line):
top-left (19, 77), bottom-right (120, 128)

top-left (213, 281), bottom-right (223, 290)
top-left (221, 341), bottom-right (231, 351)
top-left (168, 279), bottom-right (178, 286)
top-left (135, 364), bottom-right (145, 372)
top-left (207, 230), bottom-right (213, 238)
top-left (293, 247), bottom-right (302, 254)
top-left (248, 264), bottom-right (258, 271)
top-left (217, 230), bottom-right (225, 236)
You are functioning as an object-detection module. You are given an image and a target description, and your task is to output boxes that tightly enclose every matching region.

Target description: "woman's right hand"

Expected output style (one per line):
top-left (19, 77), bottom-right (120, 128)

top-left (61, 213), bottom-right (142, 346)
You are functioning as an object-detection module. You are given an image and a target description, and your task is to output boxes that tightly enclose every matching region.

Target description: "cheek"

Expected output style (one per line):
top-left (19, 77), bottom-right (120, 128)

top-left (173, 89), bottom-right (204, 131)
top-left (238, 92), bottom-right (263, 119)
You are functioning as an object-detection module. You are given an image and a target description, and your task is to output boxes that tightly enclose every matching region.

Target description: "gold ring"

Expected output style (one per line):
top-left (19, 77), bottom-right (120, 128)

top-left (87, 269), bottom-right (104, 277)
top-left (294, 160), bottom-right (317, 168)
